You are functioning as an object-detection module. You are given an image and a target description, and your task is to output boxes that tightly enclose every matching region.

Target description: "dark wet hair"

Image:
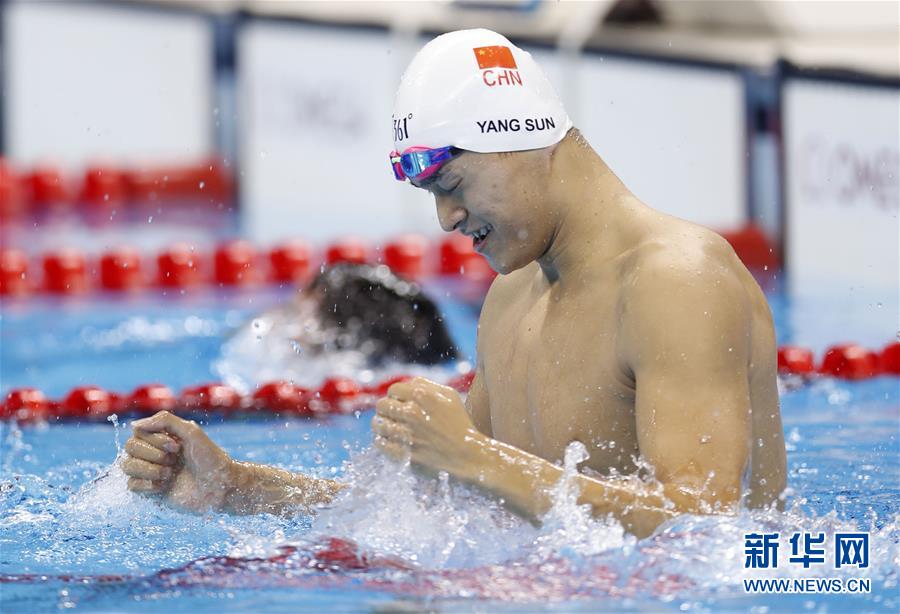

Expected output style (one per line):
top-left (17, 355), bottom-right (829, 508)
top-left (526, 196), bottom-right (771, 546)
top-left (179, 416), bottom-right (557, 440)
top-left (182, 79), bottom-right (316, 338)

top-left (307, 263), bottom-right (458, 366)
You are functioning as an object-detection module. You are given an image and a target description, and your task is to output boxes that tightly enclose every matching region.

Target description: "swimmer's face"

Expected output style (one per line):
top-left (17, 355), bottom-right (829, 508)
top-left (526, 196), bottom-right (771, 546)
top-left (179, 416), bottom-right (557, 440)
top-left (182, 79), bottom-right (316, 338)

top-left (410, 147), bottom-right (558, 274)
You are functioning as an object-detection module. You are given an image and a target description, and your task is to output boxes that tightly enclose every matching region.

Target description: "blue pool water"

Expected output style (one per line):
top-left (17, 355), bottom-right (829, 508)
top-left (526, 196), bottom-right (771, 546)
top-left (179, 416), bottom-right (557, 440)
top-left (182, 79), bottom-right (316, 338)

top-left (1, 279), bottom-right (898, 612)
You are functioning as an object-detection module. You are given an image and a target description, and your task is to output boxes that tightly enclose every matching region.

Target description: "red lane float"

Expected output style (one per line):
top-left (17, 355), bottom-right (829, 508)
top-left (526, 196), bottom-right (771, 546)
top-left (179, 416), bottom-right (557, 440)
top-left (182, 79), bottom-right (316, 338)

top-left (269, 240), bottom-right (312, 283)
top-left (0, 234), bottom-right (496, 297)
top-left (1, 388), bottom-right (50, 421)
top-left (718, 224), bottom-right (779, 271)
top-left (63, 386), bottom-right (115, 418)
top-left (124, 159), bottom-right (232, 206)
top-left (0, 373), bottom-right (446, 423)
top-left (215, 240), bottom-right (257, 286)
top-left (158, 243), bottom-right (203, 288)
top-left (2, 158), bottom-right (234, 220)
top-left (252, 381), bottom-right (313, 416)
top-left (26, 166), bottom-right (70, 208)
top-left (100, 247), bottom-right (143, 291)
top-left (439, 234), bottom-right (496, 280)
top-left (819, 344), bottom-right (880, 380)
top-left (129, 384), bottom-right (177, 413)
top-left (326, 237), bottom-right (368, 265)
top-left (81, 166), bottom-right (126, 211)
top-left (315, 377), bottom-right (363, 413)
top-left (0, 249), bottom-right (29, 295)
top-left (180, 383), bottom-right (243, 412)
top-left (43, 249), bottom-right (88, 294)
top-left (777, 346), bottom-right (815, 375)
top-left (879, 342), bottom-right (900, 375)
top-left (439, 234), bottom-right (476, 275)
top-left (384, 235), bottom-right (426, 278)
top-left (0, 160), bottom-right (26, 218)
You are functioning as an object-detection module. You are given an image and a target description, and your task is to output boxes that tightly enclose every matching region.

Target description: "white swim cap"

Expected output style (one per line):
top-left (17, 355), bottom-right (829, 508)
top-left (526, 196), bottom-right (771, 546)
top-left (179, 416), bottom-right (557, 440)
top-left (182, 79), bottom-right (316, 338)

top-left (392, 29), bottom-right (572, 154)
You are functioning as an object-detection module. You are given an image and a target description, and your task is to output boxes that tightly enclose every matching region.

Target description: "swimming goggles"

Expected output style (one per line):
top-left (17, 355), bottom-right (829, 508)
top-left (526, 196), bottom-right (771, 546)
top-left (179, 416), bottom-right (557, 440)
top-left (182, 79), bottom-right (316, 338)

top-left (389, 146), bottom-right (454, 182)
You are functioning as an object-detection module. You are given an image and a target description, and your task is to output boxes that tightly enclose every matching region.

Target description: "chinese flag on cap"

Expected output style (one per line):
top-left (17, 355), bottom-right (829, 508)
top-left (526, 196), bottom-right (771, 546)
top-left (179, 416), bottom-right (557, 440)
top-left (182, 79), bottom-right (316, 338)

top-left (473, 46), bottom-right (517, 70)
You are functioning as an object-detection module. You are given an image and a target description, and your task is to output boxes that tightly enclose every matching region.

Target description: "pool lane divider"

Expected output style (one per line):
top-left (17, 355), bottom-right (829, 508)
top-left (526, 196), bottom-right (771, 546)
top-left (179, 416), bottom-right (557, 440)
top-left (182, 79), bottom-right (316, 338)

top-left (1, 225), bottom-right (779, 298)
top-left (778, 342), bottom-right (899, 379)
top-left (0, 234), bottom-right (496, 297)
top-left (1, 158), bottom-right (233, 220)
top-left (0, 372), bottom-right (477, 424)
top-left (3, 341), bottom-right (899, 424)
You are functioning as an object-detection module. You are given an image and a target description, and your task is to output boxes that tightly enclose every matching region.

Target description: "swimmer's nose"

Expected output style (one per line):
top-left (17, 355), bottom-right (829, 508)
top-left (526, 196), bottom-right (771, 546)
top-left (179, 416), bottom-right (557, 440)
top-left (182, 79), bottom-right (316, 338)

top-left (435, 195), bottom-right (467, 233)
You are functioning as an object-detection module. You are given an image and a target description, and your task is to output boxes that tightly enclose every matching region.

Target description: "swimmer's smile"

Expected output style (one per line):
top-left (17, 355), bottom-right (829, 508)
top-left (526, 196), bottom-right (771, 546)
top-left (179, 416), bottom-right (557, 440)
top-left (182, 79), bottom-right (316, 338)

top-left (467, 223), bottom-right (493, 251)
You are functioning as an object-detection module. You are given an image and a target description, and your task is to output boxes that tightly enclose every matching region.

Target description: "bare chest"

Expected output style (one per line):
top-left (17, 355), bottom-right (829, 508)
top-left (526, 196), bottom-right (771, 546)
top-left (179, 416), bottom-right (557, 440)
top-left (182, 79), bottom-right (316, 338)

top-left (480, 286), bottom-right (639, 473)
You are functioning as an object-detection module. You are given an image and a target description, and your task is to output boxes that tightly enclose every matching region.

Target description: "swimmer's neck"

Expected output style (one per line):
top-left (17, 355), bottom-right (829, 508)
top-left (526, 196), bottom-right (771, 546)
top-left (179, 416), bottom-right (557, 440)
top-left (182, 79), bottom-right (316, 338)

top-left (536, 139), bottom-right (646, 287)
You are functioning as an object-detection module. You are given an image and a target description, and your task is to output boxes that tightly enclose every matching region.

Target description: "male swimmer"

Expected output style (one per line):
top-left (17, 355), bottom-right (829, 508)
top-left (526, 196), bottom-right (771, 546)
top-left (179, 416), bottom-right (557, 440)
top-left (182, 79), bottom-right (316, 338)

top-left (122, 29), bottom-right (786, 539)
top-left (217, 262), bottom-right (458, 387)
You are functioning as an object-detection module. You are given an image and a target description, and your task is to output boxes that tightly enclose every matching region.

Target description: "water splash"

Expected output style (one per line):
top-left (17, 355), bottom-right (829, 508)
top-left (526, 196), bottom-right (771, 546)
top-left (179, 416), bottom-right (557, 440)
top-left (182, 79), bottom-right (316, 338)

top-left (310, 448), bottom-right (533, 568)
top-left (533, 441), bottom-right (631, 560)
top-left (107, 413), bottom-right (121, 456)
top-left (213, 306), bottom-right (460, 392)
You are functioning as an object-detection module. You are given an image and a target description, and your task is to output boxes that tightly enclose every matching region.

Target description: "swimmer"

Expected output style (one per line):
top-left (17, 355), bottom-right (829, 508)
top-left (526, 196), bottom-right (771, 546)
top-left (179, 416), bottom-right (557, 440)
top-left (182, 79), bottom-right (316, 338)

top-left (217, 263), bottom-right (458, 387)
top-left (123, 29), bottom-right (786, 538)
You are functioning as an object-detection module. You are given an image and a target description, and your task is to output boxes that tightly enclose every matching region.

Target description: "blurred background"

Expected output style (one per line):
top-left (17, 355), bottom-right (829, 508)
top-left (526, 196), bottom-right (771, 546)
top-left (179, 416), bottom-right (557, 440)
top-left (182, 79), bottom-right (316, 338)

top-left (0, 0), bottom-right (897, 342)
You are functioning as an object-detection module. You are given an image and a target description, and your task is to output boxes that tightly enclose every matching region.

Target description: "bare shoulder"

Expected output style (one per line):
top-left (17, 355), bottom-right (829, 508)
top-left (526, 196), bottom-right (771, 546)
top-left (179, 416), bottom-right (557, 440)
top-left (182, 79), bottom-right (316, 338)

top-left (625, 222), bottom-right (751, 297)
top-left (618, 223), bottom-right (759, 346)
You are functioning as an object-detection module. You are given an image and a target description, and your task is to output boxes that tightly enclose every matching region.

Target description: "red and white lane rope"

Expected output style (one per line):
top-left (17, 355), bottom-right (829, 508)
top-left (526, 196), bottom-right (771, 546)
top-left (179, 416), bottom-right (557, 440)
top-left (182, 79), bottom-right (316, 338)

top-left (0, 234), bottom-right (495, 297)
top-left (0, 225), bottom-right (782, 298)
top-left (778, 342), bottom-right (899, 380)
top-left (1, 158), bottom-right (233, 219)
top-left (2, 341), bottom-right (897, 423)
top-left (0, 372), bottom-right (477, 423)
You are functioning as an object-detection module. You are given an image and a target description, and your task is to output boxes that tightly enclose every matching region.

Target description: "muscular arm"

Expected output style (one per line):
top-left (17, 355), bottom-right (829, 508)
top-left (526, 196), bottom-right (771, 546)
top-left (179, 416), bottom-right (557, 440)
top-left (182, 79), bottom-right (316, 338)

top-left (375, 251), bottom-right (763, 538)
top-left (621, 250), bottom-right (755, 513)
top-left (123, 411), bottom-right (343, 516)
top-left (224, 460), bottom-right (343, 516)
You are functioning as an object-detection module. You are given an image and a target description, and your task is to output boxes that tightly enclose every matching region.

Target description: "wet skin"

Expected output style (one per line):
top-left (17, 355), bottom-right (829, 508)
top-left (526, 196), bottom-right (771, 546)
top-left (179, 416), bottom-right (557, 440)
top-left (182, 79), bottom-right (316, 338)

top-left (123, 129), bottom-right (786, 538)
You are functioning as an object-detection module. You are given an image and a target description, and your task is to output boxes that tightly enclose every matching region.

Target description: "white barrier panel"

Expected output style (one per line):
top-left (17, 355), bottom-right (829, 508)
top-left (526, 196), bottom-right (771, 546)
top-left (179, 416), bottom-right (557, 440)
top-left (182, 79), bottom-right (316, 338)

top-left (238, 22), bottom-right (437, 245)
top-left (3, 1), bottom-right (213, 167)
top-left (783, 78), bottom-right (899, 349)
top-left (784, 79), bottom-right (899, 293)
top-left (239, 30), bottom-right (746, 245)
top-left (575, 55), bottom-right (746, 230)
